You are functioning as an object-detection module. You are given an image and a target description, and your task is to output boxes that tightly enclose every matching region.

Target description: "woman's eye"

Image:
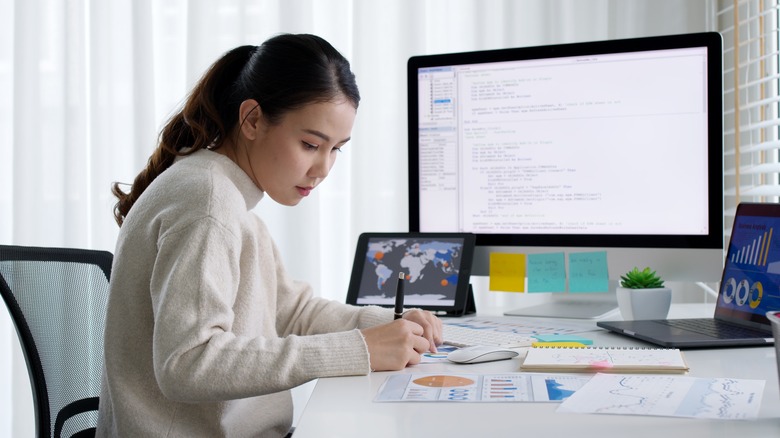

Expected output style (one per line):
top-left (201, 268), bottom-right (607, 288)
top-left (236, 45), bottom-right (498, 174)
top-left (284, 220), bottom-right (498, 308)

top-left (303, 141), bottom-right (318, 150)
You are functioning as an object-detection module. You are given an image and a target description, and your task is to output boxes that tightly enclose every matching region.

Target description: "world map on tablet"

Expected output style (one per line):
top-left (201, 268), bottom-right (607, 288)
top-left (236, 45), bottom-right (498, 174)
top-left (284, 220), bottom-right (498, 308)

top-left (356, 237), bottom-right (465, 306)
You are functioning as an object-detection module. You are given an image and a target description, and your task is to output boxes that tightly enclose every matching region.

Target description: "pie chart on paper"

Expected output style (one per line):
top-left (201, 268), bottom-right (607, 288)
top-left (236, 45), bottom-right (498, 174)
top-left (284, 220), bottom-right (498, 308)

top-left (412, 375), bottom-right (475, 388)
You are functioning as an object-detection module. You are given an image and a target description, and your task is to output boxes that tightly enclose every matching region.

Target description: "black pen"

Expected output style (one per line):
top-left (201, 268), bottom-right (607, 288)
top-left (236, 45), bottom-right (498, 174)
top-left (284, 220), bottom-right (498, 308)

top-left (394, 271), bottom-right (405, 320)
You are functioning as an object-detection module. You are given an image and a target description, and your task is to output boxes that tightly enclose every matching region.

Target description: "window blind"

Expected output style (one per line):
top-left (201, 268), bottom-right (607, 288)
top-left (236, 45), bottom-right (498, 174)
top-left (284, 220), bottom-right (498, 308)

top-left (718, 0), bottom-right (780, 236)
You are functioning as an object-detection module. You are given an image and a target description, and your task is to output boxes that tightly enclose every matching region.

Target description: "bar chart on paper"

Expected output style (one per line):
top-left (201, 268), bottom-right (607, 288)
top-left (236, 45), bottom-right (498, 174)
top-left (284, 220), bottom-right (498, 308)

top-left (374, 373), bottom-right (591, 403)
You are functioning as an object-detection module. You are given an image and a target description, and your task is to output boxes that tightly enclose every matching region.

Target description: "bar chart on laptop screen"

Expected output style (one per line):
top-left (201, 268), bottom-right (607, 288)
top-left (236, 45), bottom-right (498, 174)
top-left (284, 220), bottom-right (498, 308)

top-left (722, 216), bottom-right (780, 315)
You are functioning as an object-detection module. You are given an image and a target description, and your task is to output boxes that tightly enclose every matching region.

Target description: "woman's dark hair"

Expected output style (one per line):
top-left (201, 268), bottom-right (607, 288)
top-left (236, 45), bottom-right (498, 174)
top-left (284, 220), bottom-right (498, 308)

top-left (111, 33), bottom-right (360, 226)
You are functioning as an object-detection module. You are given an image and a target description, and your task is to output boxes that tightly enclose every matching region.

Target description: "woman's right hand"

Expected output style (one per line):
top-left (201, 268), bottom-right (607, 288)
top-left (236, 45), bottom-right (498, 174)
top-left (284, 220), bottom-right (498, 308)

top-left (360, 319), bottom-right (431, 371)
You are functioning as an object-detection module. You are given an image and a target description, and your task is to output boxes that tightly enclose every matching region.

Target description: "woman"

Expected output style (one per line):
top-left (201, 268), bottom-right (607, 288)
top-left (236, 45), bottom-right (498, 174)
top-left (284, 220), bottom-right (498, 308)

top-left (96, 33), bottom-right (442, 437)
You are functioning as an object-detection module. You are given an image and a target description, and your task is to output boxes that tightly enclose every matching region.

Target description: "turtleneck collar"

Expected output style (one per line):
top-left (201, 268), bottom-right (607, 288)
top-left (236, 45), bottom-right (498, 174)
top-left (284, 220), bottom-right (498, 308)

top-left (190, 148), bottom-right (265, 210)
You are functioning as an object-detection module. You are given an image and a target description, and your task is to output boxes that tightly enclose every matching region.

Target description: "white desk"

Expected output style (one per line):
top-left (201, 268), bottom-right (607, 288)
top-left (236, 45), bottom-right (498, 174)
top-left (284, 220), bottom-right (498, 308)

top-left (294, 304), bottom-right (780, 438)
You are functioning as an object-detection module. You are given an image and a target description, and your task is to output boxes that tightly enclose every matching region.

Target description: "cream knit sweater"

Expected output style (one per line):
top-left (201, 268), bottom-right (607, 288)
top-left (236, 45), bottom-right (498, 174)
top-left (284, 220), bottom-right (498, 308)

top-left (96, 149), bottom-right (391, 437)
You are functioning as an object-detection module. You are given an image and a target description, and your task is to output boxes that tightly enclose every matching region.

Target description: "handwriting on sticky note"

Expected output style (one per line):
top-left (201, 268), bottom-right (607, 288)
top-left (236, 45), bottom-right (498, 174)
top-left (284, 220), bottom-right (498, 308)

top-left (568, 251), bottom-right (609, 293)
top-left (527, 252), bottom-right (566, 293)
top-left (489, 252), bottom-right (526, 292)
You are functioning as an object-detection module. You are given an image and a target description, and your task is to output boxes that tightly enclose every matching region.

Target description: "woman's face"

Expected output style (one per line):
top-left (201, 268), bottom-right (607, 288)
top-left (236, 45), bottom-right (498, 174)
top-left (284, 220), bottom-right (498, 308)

top-left (234, 98), bottom-right (356, 206)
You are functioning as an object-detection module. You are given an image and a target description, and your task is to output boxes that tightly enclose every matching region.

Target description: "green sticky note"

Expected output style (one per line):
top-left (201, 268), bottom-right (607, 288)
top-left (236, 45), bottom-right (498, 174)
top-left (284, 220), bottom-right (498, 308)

top-left (527, 252), bottom-right (566, 293)
top-left (568, 251), bottom-right (609, 293)
top-left (531, 334), bottom-right (594, 345)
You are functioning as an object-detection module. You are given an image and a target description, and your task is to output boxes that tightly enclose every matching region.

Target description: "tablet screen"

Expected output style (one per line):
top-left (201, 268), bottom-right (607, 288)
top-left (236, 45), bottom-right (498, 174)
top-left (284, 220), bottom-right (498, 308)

top-left (346, 233), bottom-right (475, 313)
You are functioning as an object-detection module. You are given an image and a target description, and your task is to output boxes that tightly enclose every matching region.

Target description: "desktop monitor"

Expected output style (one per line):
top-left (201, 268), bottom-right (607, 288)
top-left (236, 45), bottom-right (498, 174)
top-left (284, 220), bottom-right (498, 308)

top-left (407, 32), bottom-right (724, 318)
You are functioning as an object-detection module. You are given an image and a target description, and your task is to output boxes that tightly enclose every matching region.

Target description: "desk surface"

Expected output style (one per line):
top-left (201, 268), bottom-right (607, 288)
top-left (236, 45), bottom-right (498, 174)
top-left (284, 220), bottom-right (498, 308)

top-left (294, 304), bottom-right (780, 438)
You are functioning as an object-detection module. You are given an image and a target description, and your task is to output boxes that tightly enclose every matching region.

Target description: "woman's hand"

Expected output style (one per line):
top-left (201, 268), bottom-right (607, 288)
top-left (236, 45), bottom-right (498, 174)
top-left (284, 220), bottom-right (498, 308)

top-left (360, 310), bottom-right (443, 371)
top-left (401, 309), bottom-right (442, 353)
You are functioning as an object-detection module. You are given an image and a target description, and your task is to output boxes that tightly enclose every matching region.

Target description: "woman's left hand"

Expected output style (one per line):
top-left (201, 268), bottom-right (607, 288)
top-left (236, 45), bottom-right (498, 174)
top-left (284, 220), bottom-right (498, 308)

top-left (401, 309), bottom-right (443, 353)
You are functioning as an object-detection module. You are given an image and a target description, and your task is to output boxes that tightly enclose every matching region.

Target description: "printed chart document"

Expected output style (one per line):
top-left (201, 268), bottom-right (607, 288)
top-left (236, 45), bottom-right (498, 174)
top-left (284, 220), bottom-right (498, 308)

top-left (557, 373), bottom-right (765, 420)
top-left (420, 345), bottom-right (460, 364)
top-left (375, 373), bottom-right (591, 402)
top-left (444, 316), bottom-right (598, 336)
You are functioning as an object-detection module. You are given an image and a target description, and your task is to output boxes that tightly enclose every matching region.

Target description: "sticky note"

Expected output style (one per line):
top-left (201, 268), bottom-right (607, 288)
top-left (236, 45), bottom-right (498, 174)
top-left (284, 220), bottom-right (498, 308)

top-left (568, 251), bottom-right (609, 293)
top-left (532, 342), bottom-right (588, 348)
top-left (527, 252), bottom-right (566, 293)
top-left (531, 334), bottom-right (594, 345)
top-left (489, 252), bottom-right (526, 292)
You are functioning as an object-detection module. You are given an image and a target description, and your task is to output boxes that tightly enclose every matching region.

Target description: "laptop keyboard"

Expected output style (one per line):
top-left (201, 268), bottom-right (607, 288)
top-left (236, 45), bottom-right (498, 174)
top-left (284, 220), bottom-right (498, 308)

top-left (658, 319), bottom-right (768, 339)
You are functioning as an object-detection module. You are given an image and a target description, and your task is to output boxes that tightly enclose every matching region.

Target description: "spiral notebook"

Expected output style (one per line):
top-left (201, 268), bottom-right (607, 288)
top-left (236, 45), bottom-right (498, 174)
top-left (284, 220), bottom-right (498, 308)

top-left (520, 346), bottom-right (689, 373)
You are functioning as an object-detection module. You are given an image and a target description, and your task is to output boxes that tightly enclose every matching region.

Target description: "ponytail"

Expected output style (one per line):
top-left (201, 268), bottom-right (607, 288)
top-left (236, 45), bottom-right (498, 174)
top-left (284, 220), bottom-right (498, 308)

top-left (112, 45), bottom-right (258, 226)
top-left (112, 34), bottom-right (359, 227)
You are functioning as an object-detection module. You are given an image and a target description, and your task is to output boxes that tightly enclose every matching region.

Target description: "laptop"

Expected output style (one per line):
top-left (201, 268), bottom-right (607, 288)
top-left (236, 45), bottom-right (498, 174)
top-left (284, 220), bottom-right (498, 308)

top-left (597, 202), bottom-right (780, 349)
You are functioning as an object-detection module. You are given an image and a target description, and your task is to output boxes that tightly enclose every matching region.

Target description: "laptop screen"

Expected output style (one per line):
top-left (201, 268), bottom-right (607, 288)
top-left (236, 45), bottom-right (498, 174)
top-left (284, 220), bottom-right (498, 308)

top-left (715, 203), bottom-right (780, 327)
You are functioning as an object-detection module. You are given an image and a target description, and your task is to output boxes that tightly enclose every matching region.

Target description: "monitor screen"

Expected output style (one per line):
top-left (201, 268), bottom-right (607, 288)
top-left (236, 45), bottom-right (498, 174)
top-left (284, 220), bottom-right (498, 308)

top-left (408, 32), bottom-right (724, 293)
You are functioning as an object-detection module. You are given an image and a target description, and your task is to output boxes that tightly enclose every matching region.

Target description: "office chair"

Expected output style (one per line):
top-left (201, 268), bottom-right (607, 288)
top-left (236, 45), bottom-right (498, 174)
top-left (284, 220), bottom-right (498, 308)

top-left (0, 245), bottom-right (112, 438)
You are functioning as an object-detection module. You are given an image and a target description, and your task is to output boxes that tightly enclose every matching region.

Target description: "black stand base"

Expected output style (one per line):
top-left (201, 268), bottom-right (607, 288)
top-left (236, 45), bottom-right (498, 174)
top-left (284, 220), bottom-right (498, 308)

top-left (445, 284), bottom-right (477, 317)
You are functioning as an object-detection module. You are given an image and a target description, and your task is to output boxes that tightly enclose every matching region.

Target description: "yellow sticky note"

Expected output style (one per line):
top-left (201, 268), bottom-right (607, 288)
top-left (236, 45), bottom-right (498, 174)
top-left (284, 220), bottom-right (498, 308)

top-left (531, 342), bottom-right (588, 348)
top-left (489, 252), bottom-right (526, 292)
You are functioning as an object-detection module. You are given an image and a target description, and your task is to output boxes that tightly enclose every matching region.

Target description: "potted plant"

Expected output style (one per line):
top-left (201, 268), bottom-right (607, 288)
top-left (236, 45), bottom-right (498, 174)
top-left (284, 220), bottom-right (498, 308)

top-left (616, 267), bottom-right (672, 320)
top-left (619, 267), bottom-right (666, 289)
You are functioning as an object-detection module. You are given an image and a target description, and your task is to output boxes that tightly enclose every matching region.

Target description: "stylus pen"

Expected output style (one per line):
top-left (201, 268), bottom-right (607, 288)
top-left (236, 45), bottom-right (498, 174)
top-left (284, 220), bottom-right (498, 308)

top-left (394, 271), bottom-right (405, 320)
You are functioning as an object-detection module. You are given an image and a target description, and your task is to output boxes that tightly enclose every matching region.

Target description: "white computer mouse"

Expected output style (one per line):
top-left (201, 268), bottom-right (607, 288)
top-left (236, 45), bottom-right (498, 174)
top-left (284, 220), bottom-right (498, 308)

top-left (446, 345), bottom-right (520, 364)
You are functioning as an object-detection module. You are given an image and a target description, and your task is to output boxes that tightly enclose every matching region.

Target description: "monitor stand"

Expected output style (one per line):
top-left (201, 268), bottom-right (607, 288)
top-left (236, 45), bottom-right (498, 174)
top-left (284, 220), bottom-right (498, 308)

top-left (503, 281), bottom-right (619, 320)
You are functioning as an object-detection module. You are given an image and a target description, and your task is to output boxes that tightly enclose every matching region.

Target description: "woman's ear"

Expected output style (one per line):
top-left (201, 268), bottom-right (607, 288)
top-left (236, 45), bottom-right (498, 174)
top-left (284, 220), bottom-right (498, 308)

top-left (238, 99), bottom-right (262, 141)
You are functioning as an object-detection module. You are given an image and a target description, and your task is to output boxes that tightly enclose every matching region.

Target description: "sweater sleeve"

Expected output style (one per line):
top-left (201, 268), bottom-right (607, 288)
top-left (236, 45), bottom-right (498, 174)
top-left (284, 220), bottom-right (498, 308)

top-left (148, 217), bottom-right (379, 403)
top-left (269, 238), bottom-right (394, 337)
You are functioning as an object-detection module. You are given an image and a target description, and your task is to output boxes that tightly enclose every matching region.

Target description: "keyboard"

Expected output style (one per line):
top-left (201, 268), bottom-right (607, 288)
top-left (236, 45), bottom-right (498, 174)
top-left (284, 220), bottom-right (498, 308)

top-left (658, 318), bottom-right (770, 339)
top-left (442, 324), bottom-right (534, 348)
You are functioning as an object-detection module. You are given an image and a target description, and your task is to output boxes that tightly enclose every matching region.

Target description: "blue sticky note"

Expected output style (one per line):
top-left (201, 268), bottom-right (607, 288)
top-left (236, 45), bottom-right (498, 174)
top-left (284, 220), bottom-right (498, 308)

top-left (527, 252), bottom-right (566, 293)
top-left (531, 334), bottom-right (594, 345)
top-left (568, 251), bottom-right (609, 293)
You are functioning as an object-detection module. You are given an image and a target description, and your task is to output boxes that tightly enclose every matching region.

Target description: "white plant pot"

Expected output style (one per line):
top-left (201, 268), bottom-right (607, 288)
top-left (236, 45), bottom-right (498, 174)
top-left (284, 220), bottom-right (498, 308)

top-left (616, 287), bottom-right (672, 320)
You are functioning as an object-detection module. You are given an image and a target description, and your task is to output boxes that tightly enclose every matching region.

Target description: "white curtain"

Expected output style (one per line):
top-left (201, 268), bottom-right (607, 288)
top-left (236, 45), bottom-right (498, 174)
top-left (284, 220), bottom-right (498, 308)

top-left (0, 0), bottom-right (714, 435)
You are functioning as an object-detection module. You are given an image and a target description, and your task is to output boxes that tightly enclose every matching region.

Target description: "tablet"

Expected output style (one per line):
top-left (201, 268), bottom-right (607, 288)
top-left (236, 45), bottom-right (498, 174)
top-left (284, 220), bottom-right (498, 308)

top-left (346, 232), bottom-right (476, 315)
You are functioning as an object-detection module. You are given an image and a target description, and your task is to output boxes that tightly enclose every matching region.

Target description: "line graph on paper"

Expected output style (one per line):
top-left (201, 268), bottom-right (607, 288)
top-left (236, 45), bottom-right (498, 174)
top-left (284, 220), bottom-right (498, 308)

top-left (556, 374), bottom-right (765, 420)
top-left (675, 377), bottom-right (762, 418)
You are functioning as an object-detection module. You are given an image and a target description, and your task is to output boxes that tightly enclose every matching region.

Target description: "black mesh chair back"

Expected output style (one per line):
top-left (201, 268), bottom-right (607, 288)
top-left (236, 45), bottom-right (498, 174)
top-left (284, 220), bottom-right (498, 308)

top-left (0, 245), bottom-right (112, 438)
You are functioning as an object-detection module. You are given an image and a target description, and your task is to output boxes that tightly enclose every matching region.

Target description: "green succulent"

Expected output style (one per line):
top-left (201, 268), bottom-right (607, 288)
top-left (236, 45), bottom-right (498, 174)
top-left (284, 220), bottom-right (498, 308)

top-left (619, 267), bottom-right (665, 289)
